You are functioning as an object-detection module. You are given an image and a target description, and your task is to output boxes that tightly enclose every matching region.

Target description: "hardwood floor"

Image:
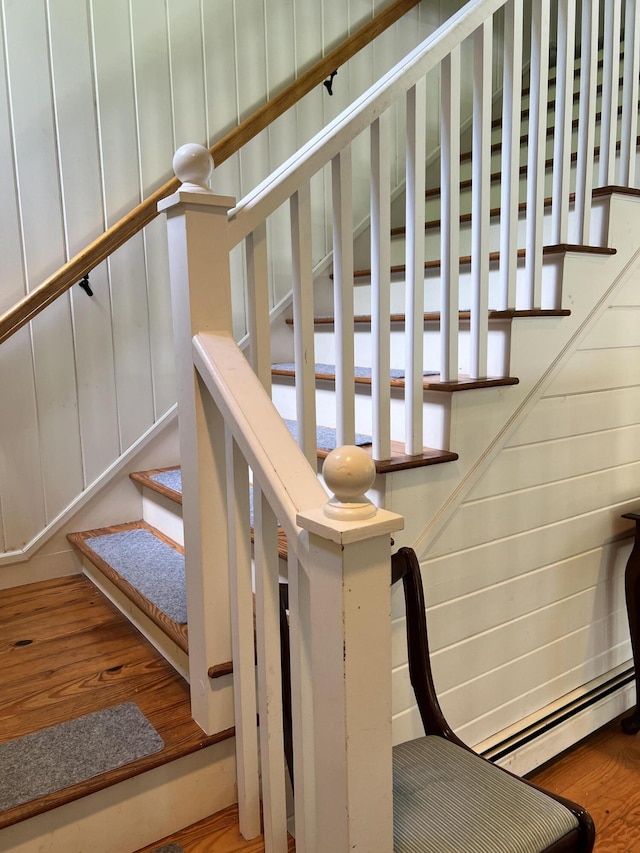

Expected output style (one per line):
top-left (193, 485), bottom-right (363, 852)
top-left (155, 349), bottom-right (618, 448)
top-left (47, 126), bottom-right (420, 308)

top-left (0, 574), bottom-right (232, 831)
top-left (3, 573), bottom-right (639, 851)
top-left (528, 716), bottom-right (640, 852)
top-left (136, 805), bottom-right (295, 852)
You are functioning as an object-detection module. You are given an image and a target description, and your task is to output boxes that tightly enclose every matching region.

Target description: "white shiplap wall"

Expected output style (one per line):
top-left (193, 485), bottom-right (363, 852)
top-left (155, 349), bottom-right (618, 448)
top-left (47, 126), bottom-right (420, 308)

top-left (391, 280), bottom-right (640, 750)
top-left (0, 0), bottom-right (443, 559)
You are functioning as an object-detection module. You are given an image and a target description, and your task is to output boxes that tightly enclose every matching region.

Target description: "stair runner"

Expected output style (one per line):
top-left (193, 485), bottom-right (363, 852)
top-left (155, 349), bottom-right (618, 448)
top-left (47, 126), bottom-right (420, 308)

top-left (68, 419), bottom-right (378, 670)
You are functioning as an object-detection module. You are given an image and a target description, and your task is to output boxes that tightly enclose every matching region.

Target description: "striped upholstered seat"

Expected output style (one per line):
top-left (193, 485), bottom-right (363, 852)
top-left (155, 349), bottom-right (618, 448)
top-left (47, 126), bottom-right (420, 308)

top-left (393, 735), bottom-right (578, 852)
top-left (391, 547), bottom-right (595, 852)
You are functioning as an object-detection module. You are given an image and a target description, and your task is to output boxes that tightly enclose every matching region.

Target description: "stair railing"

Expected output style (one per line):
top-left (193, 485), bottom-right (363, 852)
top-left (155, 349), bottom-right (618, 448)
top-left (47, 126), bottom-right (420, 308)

top-left (160, 0), bottom-right (640, 848)
top-left (160, 149), bottom-right (404, 852)
top-left (0, 0), bottom-right (422, 349)
top-left (223, 0), bottom-right (637, 462)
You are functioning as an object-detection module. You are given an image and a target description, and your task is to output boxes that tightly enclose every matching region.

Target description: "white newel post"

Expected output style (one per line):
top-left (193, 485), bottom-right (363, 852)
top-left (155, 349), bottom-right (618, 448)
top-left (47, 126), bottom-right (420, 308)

top-left (159, 144), bottom-right (236, 735)
top-left (297, 447), bottom-right (404, 853)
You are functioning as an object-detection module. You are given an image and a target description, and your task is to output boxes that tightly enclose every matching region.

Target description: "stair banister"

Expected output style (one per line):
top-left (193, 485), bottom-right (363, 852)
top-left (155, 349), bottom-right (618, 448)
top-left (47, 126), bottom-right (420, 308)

top-left (0, 0), bottom-right (423, 349)
top-left (161, 145), bottom-right (404, 852)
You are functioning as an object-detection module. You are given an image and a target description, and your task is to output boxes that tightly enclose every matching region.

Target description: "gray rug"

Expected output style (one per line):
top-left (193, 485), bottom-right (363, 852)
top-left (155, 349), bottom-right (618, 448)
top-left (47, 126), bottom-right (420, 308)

top-left (0, 703), bottom-right (163, 811)
top-left (150, 844), bottom-right (185, 853)
top-left (86, 528), bottom-right (187, 623)
top-left (151, 469), bottom-right (182, 494)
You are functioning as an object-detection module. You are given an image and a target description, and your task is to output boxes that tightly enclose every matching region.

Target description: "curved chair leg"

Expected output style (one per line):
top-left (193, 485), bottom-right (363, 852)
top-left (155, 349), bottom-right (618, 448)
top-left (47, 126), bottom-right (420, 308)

top-left (621, 513), bottom-right (640, 735)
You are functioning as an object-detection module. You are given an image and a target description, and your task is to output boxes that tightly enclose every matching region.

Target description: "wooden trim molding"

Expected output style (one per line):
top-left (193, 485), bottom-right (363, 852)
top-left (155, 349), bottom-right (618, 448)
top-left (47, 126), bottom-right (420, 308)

top-left (0, 0), bottom-right (421, 347)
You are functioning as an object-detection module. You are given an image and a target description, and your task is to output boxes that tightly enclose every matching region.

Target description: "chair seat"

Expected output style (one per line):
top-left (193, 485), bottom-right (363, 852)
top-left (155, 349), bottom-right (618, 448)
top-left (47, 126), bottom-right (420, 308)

top-left (393, 735), bottom-right (579, 853)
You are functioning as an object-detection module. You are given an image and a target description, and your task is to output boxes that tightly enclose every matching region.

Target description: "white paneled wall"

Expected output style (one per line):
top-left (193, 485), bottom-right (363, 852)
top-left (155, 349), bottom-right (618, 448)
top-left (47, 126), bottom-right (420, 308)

top-left (0, 0), bottom-right (442, 560)
top-left (392, 292), bottom-right (640, 749)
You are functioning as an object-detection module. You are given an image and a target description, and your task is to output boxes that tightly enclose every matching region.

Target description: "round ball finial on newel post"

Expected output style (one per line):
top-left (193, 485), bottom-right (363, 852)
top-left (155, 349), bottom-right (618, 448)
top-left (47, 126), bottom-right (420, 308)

top-left (173, 143), bottom-right (214, 193)
top-left (322, 445), bottom-right (377, 520)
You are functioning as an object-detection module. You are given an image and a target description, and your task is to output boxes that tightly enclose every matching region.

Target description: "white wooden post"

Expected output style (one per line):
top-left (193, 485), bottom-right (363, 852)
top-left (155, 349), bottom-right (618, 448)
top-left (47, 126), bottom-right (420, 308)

top-left (297, 447), bottom-right (404, 853)
top-left (158, 144), bottom-right (236, 734)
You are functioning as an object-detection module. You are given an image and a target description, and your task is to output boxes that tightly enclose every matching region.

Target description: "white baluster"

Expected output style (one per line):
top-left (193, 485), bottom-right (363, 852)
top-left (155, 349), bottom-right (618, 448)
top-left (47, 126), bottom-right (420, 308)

top-left (246, 221), bottom-right (272, 392)
top-left (525, 0), bottom-right (550, 308)
top-left (332, 148), bottom-right (356, 447)
top-left (551, 0), bottom-right (576, 245)
top-left (471, 20), bottom-right (492, 378)
top-left (225, 430), bottom-right (260, 840)
top-left (254, 482), bottom-right (288, 853)
top-left (370, 113), bottom-right (392, 461)
top-left (599, 0), bottom-right (622, 188)
top-left (291, 183), bottom-right (318, 469)
top-left (574, 0), bottom-right (598, 244)
top-left (499, 0), bottom-right (523, 310)
top-left (405, 80), bottom-right (426, 455)
top-left (441, 46), bottom-right (461, 381)
top-left (620, 0), bottom-right (640, 187)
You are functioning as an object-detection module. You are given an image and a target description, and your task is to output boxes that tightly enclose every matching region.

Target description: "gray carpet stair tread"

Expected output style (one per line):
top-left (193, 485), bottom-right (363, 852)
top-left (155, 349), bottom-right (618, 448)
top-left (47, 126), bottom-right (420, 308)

top-left (84, 526), bottom-right (187, 624)
top-left (0, 703), bottom-right (163, 812)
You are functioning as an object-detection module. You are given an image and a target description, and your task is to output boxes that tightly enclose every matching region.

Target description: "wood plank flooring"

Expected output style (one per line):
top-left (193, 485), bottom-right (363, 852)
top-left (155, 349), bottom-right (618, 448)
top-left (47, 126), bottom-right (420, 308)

top-left (136, 804), bottom-right (295, 852)
top-left (0, 574), bottom-right (233, 831)
top-left (528, 716), bottom-right (640, 852)
top-left (4, 574), bottom-right (640, 851)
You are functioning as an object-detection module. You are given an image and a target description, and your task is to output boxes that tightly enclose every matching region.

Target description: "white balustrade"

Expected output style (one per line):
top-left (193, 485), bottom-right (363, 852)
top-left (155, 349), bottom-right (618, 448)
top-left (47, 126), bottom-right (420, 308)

top-left (162, 0), bottom-right (640, 844)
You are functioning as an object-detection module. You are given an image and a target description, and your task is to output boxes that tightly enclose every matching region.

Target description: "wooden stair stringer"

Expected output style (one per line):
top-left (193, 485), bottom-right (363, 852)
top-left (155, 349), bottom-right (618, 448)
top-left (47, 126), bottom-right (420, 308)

top-left (394, 191), bottom-right (640, 558)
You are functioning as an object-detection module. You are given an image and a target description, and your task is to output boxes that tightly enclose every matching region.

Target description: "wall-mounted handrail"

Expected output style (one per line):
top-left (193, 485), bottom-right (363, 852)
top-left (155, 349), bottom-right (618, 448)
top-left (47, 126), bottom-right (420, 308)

top-left (0, 0), bottom-right (422, 348)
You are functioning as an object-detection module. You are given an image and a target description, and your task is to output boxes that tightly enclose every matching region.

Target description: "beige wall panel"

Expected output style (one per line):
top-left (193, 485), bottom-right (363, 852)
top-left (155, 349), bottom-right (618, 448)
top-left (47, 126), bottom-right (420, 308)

top-left (611, 268), bottom-right (640, 306)
top-left (0, 330), bottom-right (46, 550)
top-left (548, 346), bottom-right (640, 396)
top-left (130, 2), bottom-right (177, 418)
top-left (421, 510), bottom-right (633, 606)
top-left (4, 2), bottom-right (84, 521)
top-left (107, 236), bottom-right (156, 449)
top-left (68, 263), bottom-right (121, 485)
top-left (92, 0), bottom-right (155, 449)
top-left (144, 219), bottom-right (176, 418)
top-left (167, 0), bottom-right (208, 150)
top-left (131, 1), bottom-right (174, 191)
top-left (49, 0), bottom-right (121, 486)
top-left (450, 611), bottom-right (631, 745)
top-left (393, 579), bottom-right (628, 720)
top-left (507, 386), bottom-right (640, 446)
top-left (426, 546), bottom-right (627, 657)
top-left (436, 459), bottom-right (640, 555)
top-left (581, 305), bottom-right (640, 350)
top-left (201, 0), bottom-right (240, 196)
top-left (471, 423), bottom-right (640, 501)
top-left (0, 10), bottom-right (24, 313)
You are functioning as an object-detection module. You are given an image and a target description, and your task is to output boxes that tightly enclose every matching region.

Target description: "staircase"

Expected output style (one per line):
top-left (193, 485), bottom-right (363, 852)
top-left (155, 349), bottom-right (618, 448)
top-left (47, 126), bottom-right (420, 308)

top-left (4, 0), bottom-right (640, 850)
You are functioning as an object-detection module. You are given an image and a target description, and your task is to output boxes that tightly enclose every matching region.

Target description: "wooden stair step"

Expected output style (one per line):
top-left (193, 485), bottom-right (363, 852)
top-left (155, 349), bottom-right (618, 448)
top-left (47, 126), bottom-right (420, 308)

top-left (0, 574), bottom-right (233, 832)
top-left (351, 243), bottom-right (616, 279)
top-left (68, 521), bottom-right (189, 655)
top-left (291, 308), bottom-right (572, 326)
top-left (271, 362), bottom-right (519, 393)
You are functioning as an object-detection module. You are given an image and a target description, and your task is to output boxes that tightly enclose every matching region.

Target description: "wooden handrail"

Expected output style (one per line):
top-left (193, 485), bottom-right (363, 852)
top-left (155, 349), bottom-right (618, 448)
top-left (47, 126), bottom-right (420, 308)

top-left (0, 0), bottom-right (422, 347)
